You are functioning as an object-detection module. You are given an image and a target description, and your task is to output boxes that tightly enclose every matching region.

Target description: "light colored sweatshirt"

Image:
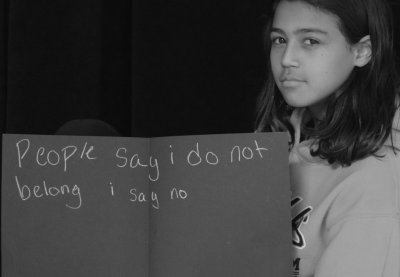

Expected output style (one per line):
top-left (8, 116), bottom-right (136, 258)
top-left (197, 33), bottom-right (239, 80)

top-left (289, 108), bottom-right (400, 277)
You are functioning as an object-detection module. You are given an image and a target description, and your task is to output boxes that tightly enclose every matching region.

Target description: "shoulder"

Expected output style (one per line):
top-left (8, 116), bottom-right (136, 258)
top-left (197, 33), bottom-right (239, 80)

top-left (326, 152), bottom-right (399, 229)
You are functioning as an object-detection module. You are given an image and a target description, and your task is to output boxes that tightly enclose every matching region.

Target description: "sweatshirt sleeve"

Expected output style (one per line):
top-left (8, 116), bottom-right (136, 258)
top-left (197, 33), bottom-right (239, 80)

top-left (314, 216), bottom-right (399, 277)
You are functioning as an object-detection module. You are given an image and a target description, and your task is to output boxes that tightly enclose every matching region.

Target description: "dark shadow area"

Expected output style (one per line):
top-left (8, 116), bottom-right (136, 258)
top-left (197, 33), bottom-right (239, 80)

top-left (1, 1), bottom-right (400, 137)
top-left (132, 0), bottom-right (269, 137)
top-left (3, 0), bottom-right (132, 137)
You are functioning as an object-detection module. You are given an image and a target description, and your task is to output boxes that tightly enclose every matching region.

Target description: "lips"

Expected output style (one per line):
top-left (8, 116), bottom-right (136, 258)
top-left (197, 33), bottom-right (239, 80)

top-left (279, 75), bottom-right (305, 88)
top-left (280, 75), bottom-right (304, 82)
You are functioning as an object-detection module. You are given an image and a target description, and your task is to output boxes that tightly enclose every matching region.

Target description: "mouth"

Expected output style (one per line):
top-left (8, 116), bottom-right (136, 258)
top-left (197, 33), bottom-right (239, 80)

top-left (280, 75), bottom-right (304, 88)
top-left (280, 75), bottom-right (303, 82)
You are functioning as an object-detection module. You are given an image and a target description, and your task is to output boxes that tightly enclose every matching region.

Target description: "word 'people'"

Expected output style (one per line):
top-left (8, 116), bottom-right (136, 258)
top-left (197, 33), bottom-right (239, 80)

top-left (16, 138), bottom-right (96, 172)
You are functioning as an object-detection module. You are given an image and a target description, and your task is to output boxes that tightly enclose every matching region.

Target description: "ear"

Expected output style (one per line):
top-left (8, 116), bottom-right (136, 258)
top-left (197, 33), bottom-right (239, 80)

top-left (353, 35), bottom-right (372, 67)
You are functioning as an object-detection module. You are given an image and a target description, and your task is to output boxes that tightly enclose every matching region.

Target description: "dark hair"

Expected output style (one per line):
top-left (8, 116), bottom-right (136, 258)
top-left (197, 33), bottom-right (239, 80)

top-left (255, 0), bottom-right (400, 166)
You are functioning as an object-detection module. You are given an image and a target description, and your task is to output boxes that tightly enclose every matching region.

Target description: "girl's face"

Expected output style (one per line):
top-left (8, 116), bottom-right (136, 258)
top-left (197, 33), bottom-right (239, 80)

top-left (270, 0), bottom-right (356, 119)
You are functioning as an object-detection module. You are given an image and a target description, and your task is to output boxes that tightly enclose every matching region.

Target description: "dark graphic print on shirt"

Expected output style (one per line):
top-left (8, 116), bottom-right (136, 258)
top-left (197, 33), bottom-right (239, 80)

top-left (292, 196), bottom-right (313, 276)
top-left (291, 196), bottom-right (313, 249)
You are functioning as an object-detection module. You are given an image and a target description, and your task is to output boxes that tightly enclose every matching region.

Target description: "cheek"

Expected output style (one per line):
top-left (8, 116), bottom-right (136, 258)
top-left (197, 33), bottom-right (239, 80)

top-left (327, 58), bottom-right (354, 86)
top-left (329, 48), bottom-right (354, 76)
top-left (310, 54), bottom-right (354, 89)
top-left (270, 52), bottom-right (282, 77)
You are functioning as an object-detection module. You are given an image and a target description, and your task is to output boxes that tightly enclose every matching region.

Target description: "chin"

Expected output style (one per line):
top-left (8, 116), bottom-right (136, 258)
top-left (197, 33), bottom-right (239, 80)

top-left (281, 96), bottom-right (309, 109)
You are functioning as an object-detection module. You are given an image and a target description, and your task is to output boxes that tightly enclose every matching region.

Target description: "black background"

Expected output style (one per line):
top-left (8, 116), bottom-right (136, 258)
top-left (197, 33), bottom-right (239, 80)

top-left (1, 1), bottom-right (399, 137)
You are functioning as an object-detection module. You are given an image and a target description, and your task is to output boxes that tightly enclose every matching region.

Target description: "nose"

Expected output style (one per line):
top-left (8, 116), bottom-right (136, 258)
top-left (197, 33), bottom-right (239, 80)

top-left (281, 43), bottom-right (300, 68)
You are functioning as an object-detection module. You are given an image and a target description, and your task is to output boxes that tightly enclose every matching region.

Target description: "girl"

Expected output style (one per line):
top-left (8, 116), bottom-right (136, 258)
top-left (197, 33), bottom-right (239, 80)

top-left (256, 0), bottom-right (400, 276)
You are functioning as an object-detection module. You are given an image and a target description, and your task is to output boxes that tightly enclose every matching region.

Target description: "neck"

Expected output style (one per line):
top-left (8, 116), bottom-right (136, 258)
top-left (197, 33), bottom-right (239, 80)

top-left (308, 104), bottom-right (327, 127)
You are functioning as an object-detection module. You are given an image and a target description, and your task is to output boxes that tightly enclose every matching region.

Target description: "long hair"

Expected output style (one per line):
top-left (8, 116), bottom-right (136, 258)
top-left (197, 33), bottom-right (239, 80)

top-left (255, 0), bottom-right (400, 166)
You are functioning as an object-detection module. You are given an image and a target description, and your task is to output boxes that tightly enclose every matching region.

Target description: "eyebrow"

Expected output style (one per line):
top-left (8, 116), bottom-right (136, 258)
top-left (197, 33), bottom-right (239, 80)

top-left (271, 27), bottom-right (329, 36)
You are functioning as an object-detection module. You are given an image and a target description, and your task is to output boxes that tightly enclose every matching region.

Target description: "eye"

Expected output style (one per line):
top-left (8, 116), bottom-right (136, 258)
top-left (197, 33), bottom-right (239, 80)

top-left (272, 37), bottom-right (286, 45)
top-left (304, 39), bottom-right (319, 45)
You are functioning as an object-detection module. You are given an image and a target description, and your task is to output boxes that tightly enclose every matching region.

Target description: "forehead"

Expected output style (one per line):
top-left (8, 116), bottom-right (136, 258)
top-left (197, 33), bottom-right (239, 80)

top-left (272, 1), bottom-right (341, 36)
